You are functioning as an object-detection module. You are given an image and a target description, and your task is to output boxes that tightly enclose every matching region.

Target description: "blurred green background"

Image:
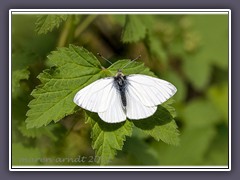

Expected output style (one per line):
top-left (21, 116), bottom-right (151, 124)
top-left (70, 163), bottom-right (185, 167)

top-left (11, 14), bottom-right (229, 166)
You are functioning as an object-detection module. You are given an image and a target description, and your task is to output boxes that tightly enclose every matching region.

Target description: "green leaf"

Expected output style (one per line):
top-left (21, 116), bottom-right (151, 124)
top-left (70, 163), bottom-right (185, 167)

top-left (121, 15), bottom-right (146, 43)
top-left (26, 45), bottom-right (102, 128)
top-left (12, 143), bottom-right (42, 165)
top-left (183, 53), bottom-right (212, 91)
top-left (86, 112), bottom-right (133, 165)
top-left (12, 68), bottom-right (30, 97)
top-left (181, 99), bottom-right (222, 128)
top-left (189, 15), bottom-right (228, 69)
top-left (182, 15), bottom-right (228, 90)
top-left (152, 126), bottom-right (216, 165)
top-left (133, 105), bottom-right (180, 146)
top-left (35, 15), bottom-right (68, 34)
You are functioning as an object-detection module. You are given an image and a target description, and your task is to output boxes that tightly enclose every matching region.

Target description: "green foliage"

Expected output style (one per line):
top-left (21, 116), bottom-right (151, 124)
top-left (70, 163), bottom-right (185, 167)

top-left (181, 99), bottom-right (222, 128)
top-left (35, 15), bottom-right (68, 34)
top-left (153, 127), bottom-right (216, 165)
top-left (86, 112), bottom-right (133, 165)
top-left (207, 83), bottom-right (228, 124)
top-left (12, 68), bottom-right (30, 97)
top-left (12, 143), bottom-right (42, 165)
top-left (18, 123), bottom-right (57, 141)
top-left (11, 14), bottom-right (229, 167)
top-left (133, 105), bottom-right (179, 146)
top-left (25, 45), bottom-right (178, 164)
top-left (182, 15), bottom-right (228, 90)
top-left (26, 45), bottom-right (102, 128)
top-left (121, 15), bottom-right (147, 43)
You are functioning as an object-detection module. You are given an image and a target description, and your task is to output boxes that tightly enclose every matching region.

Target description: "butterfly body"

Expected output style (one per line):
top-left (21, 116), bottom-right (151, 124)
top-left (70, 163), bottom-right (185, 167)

top-left (113, 71), bottom-right (128, 108)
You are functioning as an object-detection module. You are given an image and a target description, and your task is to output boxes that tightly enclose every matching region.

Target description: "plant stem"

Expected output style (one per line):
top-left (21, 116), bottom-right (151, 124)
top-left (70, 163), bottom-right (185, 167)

top-left (74, 15), bottom-right (97, 38)
top-left (57, 16), bottom-right (73, 47)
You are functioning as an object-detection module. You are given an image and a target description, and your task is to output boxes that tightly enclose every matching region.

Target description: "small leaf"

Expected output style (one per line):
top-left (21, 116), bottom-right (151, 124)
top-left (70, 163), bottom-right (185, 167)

top-left (133, 105), bottom-right (180, 146)
top-left (121, 15), bottom-right (146, 43)
top-left (86, 112), bottom-right (133, 165)
top-left (35, 15), bottom-right (68, 34)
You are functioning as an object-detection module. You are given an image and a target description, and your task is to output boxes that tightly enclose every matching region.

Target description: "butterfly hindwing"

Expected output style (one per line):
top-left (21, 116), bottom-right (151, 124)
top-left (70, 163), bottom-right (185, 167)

top-left (125, 87), bottom-right (157, 120)
top-left (98, 86), bottom-right (126, 123)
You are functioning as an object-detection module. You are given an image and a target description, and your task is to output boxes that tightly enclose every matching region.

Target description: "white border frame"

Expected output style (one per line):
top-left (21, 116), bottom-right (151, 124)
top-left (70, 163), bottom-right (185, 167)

top-left (9, 9), bottom-right (231, 171)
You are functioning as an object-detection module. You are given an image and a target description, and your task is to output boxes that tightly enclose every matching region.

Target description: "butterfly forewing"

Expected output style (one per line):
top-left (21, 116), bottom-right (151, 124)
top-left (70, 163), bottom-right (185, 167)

top-left (126, 74), bottom-right (177, 107)
top-left (73, 77), bottom-right (114, 113)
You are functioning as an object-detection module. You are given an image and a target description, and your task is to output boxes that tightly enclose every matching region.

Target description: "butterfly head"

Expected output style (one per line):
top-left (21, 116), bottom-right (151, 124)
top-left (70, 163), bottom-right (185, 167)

top-left (116, 69), bottom-right (124, 77)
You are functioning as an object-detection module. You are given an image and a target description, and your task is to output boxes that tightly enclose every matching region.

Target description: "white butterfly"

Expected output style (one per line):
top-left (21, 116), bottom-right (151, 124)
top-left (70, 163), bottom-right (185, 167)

top-left (73, 60), bottom-right (177, 123)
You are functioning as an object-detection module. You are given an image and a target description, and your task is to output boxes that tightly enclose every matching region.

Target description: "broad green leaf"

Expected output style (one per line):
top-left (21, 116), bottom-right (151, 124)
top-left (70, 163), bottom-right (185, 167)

top-left (133, 105), bottom-right (180, 146)
top-left (86, 112), bottom-right (133, 165)
top-left (12, 143), bottom-right (42, 165)
top-left (121, 15), bottom-right (146, 43)
top-left (12, 68), bottom-right (30, 96)
top-left (35, 15), bottom-right (68, 34)
top-left (181, 99), bottom-right (222, 128)
top-left (152, 126), bottom-right (216, 165)
top-left (26, 45), bottom-right (102, 128)
top-left (183, 53), bottom-right (212, 91)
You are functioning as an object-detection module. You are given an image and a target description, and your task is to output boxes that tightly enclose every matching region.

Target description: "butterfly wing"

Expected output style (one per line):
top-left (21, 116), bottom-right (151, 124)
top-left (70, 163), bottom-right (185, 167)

top-left (126, 74), bottom-right (177, 107)
top-left (74, 77), bottom-right (126, 123)
top-left (74, 77), bottom-right (115, 113)
top-left (125, 87), bottom-right (157, 120)
top-left (98, 87), bottom-right (126, 123)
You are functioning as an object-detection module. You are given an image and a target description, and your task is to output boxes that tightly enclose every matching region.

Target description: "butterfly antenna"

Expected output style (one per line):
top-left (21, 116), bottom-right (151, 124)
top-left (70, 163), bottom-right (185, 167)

top-left (121, 55), bottom-right (141, 70)
top-left (97, 53), bottom-right (113, 65)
